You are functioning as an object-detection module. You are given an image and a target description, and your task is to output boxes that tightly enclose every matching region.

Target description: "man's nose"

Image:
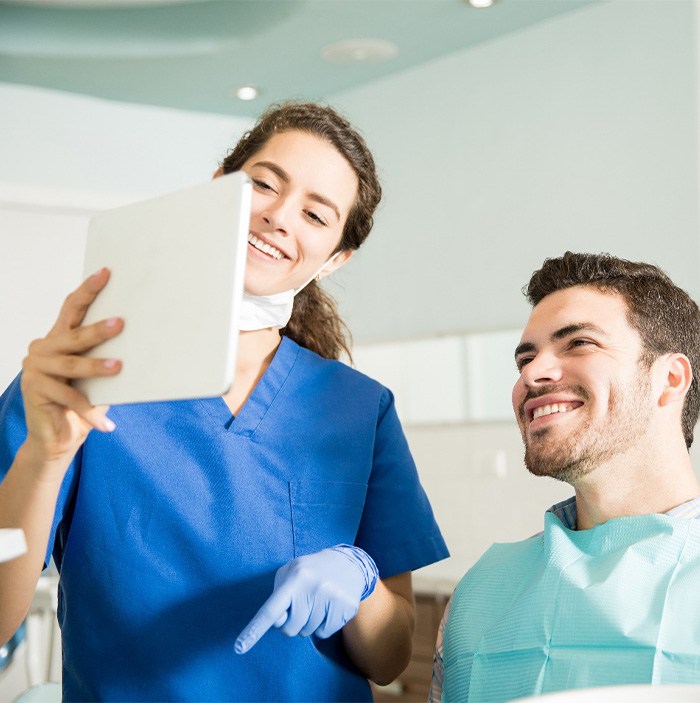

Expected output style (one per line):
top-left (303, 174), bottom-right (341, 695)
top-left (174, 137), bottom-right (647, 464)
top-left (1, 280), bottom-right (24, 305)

top-left (520, 351), bottom-right (563, 387)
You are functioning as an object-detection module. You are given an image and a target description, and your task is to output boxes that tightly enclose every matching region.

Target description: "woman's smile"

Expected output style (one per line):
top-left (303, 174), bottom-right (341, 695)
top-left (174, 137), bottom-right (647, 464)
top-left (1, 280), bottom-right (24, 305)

top-left (248, 232), bottom-right (289, 262)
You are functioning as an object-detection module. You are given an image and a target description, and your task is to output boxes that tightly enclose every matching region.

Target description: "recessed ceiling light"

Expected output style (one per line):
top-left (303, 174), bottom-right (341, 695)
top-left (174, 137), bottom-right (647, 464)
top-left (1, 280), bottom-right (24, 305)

top-left (235, 86), bottom-right (259, 101)
top-left (321, 39), bottom-right (398, 63)
top-left (467, 0), bottom-right (495, 7)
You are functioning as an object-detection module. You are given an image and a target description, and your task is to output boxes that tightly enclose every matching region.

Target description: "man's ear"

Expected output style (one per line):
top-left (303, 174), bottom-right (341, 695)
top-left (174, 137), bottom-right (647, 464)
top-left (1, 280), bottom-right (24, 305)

top-left (658, 353), bottom-right (693, 407)
top-left (212, 166), bottom-right (224, 179)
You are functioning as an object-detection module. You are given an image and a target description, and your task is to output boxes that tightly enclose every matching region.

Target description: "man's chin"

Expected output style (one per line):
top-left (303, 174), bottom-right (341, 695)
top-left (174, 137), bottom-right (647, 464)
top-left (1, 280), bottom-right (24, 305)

top-left (524, 449), bottom-right (585, 483)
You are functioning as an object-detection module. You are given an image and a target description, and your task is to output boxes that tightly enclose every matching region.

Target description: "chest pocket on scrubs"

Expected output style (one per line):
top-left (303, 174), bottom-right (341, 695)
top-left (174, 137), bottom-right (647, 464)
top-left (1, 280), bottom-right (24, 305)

top-left (289, 480), bottom-right (367, 557)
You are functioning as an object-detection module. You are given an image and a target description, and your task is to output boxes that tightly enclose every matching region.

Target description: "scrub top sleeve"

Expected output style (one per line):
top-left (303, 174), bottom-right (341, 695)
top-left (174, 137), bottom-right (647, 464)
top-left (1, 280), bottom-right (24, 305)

top-left (0, 374), bottom-right (79, 568)
top-left (355, 388), bottom-right (448, 578)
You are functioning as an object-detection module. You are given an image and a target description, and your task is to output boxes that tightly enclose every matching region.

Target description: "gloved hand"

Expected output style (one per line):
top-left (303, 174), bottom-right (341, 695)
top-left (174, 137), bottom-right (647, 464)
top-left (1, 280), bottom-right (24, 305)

top-left (234, 544), bottom-right (379, 654)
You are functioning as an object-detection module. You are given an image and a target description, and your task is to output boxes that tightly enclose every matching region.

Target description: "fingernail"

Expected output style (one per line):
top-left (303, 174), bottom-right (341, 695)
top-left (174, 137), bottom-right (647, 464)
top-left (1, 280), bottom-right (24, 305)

top-left (234, 640), bottom-right (246, 655)
top-left (91, 267), bottom-right (106, 278)
top-left (103, 359), bottom-right (119, 369)
top-left (104, 317), bottom-right (120, 328)
top-left (102, 418), bottom-right (116, 432)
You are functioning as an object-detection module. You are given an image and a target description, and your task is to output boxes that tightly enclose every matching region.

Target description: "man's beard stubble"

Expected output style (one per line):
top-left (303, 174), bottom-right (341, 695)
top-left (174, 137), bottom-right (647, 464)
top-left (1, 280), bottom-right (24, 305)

top-left (521, 378), bottom-right (652, 485)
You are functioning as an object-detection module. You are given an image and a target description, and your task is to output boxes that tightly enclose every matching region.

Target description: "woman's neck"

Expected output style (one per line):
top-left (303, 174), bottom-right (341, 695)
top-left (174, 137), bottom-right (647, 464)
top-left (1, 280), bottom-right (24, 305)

top-left (221, 328), bottom-right (282, 415)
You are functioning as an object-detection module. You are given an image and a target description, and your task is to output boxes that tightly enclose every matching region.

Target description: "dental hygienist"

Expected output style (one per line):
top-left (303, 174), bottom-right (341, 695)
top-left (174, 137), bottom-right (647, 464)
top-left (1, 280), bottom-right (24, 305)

top-left (0, 102), bottom-right (448, 702)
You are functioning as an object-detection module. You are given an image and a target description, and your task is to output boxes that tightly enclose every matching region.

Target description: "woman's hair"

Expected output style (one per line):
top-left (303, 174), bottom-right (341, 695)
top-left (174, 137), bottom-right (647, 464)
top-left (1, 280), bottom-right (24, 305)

top-left (220, 102), bottom-right (382, 360)
top-left (525, 251), bottom-right (700, 448)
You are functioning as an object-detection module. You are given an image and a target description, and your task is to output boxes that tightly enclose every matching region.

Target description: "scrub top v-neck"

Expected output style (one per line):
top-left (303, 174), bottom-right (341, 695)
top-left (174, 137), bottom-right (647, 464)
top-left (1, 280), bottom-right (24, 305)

top-left (198, 334), bottom-right (300, 434)
top-left (0, 336), bottom-right (448, 702)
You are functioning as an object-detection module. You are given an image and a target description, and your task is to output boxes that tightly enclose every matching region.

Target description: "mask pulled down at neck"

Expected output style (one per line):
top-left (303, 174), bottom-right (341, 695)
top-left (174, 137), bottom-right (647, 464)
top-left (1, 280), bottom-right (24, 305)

top-left (238, 252), bottom-right (342, 332)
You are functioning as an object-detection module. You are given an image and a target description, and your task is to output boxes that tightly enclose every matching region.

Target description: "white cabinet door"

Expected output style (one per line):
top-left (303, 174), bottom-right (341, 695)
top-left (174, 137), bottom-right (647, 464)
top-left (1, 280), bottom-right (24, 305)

top-left (0, 184), bottom-right (134, 390)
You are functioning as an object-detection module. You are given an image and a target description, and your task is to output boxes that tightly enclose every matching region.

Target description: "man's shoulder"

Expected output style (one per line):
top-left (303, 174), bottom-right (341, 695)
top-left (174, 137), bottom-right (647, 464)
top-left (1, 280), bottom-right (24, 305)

top-left (452, 533), bottom-right (543, 600)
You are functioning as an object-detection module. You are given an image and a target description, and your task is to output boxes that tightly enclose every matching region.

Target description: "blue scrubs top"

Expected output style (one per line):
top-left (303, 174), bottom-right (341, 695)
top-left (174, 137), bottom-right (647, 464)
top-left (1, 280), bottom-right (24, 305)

top-left (0, 337), bottom-right (448, 702)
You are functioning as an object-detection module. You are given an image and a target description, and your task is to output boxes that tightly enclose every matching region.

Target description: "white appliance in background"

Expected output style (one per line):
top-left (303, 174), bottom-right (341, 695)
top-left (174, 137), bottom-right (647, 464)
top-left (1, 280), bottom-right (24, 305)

top-left (0, 532), bottom-right (60, 702)
top-left (0, 529), bottom-right (26, 563)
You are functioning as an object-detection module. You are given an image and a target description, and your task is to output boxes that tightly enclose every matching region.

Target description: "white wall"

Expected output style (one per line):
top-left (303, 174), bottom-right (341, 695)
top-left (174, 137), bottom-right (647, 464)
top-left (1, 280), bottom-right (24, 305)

top-left (330, 0), bottom-right (700, 344)
top-left (0, 83), bottom-right (251, 197)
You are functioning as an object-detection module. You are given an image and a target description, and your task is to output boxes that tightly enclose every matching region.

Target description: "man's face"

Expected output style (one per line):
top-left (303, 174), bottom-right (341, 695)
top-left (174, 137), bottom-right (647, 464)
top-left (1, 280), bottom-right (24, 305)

top-left (512, 285), bottom-right (654, 483)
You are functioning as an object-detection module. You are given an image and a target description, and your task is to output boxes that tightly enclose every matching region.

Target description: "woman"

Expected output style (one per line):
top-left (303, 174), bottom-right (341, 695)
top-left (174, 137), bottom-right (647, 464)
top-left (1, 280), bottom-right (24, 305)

top-left (0, 103), bottom-right (448, 701)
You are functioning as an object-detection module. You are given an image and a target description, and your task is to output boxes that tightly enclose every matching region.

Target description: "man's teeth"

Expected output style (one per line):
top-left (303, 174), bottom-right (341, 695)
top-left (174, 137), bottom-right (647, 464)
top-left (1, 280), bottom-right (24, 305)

top-left (532, 403), bottom-right (577, 420)
top-left (249, 234), bottom-right (284, 260)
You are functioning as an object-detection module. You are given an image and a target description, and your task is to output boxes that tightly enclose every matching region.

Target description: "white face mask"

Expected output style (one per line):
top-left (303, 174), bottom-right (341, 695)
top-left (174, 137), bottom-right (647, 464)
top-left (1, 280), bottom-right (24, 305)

top-left (238, 252), bottom-right (342, 331)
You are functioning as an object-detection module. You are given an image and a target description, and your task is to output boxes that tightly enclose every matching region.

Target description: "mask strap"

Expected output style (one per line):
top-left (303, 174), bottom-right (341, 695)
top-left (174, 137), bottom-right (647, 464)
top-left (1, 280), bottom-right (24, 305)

top-left (293, 251), bottom-right (343, 297)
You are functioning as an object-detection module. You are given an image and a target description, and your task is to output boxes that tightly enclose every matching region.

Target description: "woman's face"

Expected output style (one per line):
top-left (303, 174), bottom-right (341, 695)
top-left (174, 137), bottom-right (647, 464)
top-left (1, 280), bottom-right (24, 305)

top-left (241, 129), bottom-right (358, 296)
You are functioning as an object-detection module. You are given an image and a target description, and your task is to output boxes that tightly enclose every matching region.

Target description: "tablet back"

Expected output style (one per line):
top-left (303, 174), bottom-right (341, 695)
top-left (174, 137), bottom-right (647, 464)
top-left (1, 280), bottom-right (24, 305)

top-left (74, 171), bottom-right (251, 405)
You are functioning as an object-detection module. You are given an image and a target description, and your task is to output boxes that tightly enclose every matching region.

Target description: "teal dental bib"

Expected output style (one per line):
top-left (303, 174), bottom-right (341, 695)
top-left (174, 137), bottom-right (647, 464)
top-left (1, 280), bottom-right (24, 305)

top-left (442, 511), bottom-right (700, 702)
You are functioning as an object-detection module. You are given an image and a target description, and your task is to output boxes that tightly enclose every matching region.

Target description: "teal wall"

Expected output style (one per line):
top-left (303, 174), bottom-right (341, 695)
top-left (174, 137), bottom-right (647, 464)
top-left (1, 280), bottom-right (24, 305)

top-left (331, 0), bottom-right (700, 343)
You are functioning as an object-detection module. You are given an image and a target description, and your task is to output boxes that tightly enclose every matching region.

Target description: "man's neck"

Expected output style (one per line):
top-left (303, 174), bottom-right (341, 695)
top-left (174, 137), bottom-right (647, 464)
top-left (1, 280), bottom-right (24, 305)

top-left (573, 439), bottom-right (700, 530)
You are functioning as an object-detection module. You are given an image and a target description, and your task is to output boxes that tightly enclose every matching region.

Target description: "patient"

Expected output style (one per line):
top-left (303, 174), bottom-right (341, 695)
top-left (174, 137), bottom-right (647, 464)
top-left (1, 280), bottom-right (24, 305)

top-left (431, 251), bottom-right (700, 702)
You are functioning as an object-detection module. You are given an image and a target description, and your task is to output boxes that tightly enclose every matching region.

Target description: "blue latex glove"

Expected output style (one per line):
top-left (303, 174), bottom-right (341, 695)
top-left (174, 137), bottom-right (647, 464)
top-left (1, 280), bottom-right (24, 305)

top-left (234, 544), bottom-right (379, 654)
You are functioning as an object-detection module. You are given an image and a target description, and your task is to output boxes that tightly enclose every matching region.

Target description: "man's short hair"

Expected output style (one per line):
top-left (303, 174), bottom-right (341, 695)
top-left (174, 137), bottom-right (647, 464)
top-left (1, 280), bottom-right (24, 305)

top-left (525, 251), bottom-right (700, 448)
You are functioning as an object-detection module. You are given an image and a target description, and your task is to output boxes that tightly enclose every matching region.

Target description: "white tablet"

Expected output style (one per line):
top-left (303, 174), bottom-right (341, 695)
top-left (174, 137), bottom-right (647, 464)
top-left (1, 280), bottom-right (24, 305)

top-left (74, 171), bottom-right (251, 405)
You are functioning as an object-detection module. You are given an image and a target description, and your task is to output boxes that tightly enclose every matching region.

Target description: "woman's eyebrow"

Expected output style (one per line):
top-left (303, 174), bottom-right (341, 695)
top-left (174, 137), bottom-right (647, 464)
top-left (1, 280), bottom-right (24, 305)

top-left (253, 161), bottom-right (289, 182)
top-left (308, 193), bottom-right (341, 221)
top-left (252, 160), bottom-right (341, 221)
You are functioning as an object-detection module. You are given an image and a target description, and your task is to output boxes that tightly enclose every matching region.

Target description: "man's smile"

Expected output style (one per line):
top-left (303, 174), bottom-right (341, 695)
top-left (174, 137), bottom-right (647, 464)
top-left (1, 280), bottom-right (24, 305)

top-left (523, 395), bottom-right (585, 430)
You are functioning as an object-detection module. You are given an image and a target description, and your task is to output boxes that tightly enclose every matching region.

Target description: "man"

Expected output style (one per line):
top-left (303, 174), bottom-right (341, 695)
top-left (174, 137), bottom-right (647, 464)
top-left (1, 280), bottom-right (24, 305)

top-left (431, 252), bottom-right (700, 702)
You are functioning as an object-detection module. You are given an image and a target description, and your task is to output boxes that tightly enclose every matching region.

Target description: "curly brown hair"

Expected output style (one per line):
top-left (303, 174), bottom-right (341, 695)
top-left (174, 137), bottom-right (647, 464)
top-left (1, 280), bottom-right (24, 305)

top-left (220, 102), bottom-right (382, 360)
top-left (525, 251), bottom-right (700, 448)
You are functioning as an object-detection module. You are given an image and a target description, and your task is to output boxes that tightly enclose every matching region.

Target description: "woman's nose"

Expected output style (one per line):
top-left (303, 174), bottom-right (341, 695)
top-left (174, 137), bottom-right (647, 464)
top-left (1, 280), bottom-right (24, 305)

top-left (260, 198), bottom-right (290, 235)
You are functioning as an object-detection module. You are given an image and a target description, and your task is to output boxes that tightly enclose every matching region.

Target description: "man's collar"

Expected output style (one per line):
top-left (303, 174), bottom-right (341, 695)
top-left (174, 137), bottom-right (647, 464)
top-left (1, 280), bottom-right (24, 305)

top-left (547, 495), bottom-right (700, 530)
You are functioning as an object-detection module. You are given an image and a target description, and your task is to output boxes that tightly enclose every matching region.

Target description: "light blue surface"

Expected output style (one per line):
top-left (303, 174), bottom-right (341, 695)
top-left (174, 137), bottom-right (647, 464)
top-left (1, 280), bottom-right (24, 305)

top-left (14, 683), bottom-right (61, 703)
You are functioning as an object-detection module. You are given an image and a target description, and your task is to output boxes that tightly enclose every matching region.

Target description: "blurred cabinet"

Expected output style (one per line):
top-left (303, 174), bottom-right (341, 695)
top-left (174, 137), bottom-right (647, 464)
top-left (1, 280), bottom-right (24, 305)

top-left (371, 591), bottom-right (449, 702)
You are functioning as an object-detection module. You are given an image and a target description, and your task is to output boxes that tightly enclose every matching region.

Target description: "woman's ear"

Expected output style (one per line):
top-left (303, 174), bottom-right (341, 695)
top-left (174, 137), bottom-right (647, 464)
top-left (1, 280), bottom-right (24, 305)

top-left (658, 353), bottom-right (693, 407)
top-left (212, 166), bottom-right (224, 179)
top-left (316, 250), bottom-right (354, 281)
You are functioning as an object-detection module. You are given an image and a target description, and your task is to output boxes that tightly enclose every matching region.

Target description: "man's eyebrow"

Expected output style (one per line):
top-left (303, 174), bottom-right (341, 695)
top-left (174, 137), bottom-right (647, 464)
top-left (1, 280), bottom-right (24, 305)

top-left (551, 322), bottom-right (606, 341)
top-left (251, 161), bottom-right (341, 221)
top-left (514, 322), bottom-right (606, 359)
top-left (514, 341), bottom-right (536, 359)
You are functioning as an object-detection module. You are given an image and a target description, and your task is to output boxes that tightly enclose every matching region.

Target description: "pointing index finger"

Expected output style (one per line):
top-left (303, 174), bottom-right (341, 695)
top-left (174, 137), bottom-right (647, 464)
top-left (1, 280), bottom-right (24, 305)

top-left (234, 588), bottom-right (292, 655)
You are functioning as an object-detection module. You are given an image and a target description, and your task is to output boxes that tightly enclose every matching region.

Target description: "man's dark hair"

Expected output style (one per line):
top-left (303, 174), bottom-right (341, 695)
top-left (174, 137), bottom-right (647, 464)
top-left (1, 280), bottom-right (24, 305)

top-left (525, 251), bottom-right (700, 448)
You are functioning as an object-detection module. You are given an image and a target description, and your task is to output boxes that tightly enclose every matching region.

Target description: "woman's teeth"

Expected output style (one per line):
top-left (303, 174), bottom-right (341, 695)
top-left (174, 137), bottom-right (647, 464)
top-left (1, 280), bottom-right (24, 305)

top-left (532, 403), bottom-right (577, 420)
top-left (249, 234), bottom-right (284, 260)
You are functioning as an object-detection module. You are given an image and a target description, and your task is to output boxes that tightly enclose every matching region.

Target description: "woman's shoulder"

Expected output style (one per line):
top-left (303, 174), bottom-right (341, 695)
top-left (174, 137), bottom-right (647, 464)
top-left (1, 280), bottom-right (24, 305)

top-left (287, 337), bottom-right (389, 392)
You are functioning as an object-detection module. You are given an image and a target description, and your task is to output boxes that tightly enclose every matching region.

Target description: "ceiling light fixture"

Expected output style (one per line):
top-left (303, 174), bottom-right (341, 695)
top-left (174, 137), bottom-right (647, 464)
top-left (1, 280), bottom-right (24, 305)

top-left (321, 39), bottom-right (398, 64)
top-left (467, 0), bottom-right (495, 7)
top-left (235, 86), bottom-right (258, 101)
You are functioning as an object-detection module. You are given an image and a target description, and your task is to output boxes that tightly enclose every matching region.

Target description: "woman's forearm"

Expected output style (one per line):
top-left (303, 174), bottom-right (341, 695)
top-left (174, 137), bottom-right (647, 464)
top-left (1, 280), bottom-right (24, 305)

top-left (342, 572), bottom-right (415, 685)
top-left (0, 441), bottom-right (65, 644)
